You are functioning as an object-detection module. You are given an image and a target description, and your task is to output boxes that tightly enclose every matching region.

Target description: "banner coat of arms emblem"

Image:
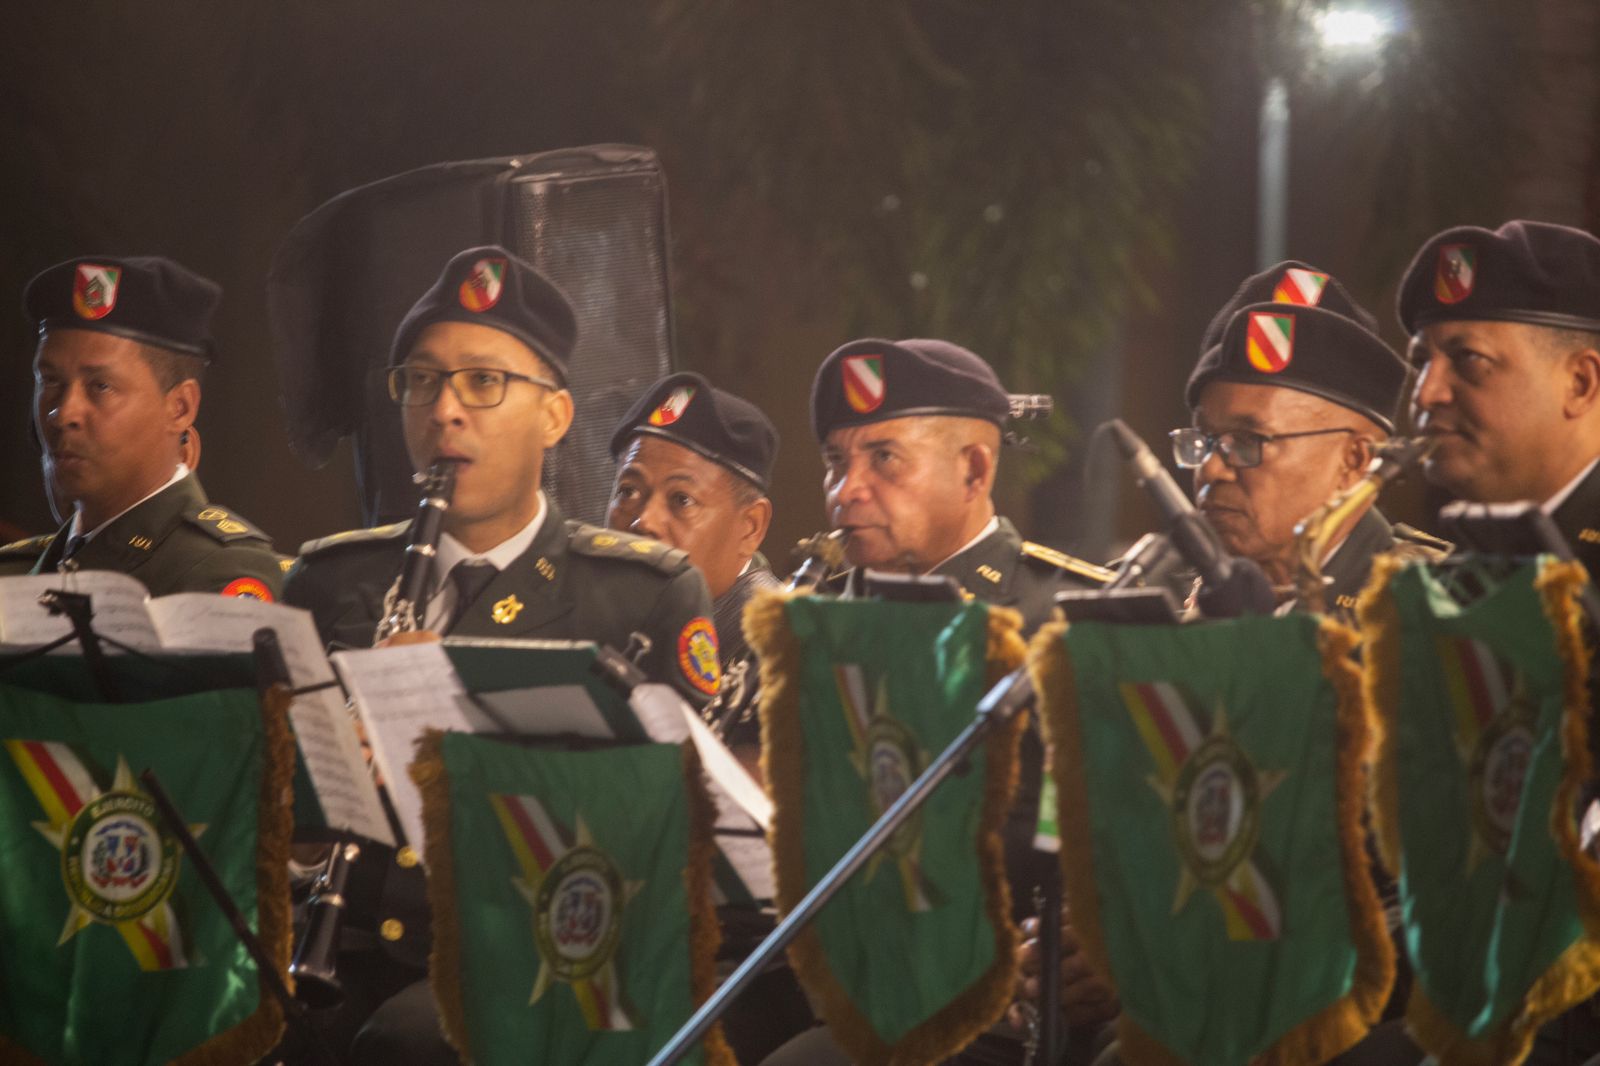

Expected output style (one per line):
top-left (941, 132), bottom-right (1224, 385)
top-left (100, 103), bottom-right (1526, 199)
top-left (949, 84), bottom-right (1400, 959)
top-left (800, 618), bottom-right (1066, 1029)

top-left (747, 595), bottom-right (1026, 1066)
top-left (1362, 556), bottom-right (1600, 1066)
top-left (1031, 613), bottom-right (1394, 1066)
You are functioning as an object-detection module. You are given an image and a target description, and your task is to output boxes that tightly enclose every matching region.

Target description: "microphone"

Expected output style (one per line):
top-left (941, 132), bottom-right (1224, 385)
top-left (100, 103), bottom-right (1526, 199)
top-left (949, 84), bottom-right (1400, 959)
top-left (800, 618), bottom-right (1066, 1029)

top-left (1107, 419), bottom-right (1274, 618)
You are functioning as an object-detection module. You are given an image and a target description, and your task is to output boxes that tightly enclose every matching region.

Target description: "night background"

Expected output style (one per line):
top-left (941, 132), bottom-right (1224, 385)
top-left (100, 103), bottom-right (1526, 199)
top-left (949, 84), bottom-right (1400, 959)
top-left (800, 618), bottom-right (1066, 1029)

top-left (3, 0), bottom-right (1594, 565)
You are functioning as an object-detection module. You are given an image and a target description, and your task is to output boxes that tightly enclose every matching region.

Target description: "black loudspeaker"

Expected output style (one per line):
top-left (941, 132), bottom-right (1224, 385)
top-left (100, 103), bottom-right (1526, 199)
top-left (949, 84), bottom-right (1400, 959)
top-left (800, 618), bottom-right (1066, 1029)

top-left (268, 146), bottom-right (674, 527)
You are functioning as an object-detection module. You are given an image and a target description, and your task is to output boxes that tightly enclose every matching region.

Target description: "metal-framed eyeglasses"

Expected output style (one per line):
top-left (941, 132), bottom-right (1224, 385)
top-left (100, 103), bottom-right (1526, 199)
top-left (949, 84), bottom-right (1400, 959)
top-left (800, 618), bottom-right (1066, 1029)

top-left (1168, 426), bottom-right (1357, 470)
top-left (386, 365), bottom-right (560, 409)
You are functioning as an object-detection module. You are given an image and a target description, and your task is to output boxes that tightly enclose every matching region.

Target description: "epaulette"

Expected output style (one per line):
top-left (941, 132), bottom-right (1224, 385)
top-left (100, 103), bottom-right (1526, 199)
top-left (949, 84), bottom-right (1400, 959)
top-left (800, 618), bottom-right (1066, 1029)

top-left (1019, 541), bottom-right (1116, 584)
top-left (1392, 523), bottom-right (1453, 560)
top-left (182, 506), bottom-right (271, 544)
top-left (566, 522), bottom-right (690, 575)
top-left (298, 521), bottom-right (411, 557)
top-left (0, 533), bottom-right (54, 558)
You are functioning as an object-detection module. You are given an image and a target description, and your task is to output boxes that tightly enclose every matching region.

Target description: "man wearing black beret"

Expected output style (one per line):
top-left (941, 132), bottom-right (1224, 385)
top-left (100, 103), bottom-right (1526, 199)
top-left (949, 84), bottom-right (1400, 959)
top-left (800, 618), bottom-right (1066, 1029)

top-left (606, 372), bottom-right (779, 742)
top-left (762, 337), bottom-right (1112, 1066)
top-left (812, 336), bottom-right (1111, 628)
top-left (1178, 260), bottom-right (1447, 616)
top-left (0, 255), bottom-right (283, 598)
top-left (285, 246), bottom-right (717, 703)
top-left (1401, 220), bottom-right (1600, 578)
top-left (281, 247), bottom-right (718, 1066)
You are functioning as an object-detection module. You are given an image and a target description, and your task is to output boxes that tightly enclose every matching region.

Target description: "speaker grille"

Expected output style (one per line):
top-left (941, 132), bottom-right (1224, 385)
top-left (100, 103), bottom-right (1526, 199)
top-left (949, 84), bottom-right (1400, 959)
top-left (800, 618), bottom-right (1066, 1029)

top-left (509, 159), bottom-right (673, 525)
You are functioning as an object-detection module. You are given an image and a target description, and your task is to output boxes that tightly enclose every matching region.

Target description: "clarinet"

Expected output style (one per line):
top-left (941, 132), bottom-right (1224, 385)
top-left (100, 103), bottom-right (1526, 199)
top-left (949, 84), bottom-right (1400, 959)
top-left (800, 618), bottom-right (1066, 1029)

top-left (289, 459), bottom-right (458, 1006)
top-left (373, 460), bottom-right (460, 642)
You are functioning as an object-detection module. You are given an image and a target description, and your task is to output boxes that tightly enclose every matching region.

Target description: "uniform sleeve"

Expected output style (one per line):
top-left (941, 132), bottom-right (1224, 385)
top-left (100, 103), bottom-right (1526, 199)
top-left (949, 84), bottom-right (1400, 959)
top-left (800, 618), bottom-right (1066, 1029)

top-left (638, 565), bottom-right (720, 708)
top-left (174, 540), bottom-right (287, 601)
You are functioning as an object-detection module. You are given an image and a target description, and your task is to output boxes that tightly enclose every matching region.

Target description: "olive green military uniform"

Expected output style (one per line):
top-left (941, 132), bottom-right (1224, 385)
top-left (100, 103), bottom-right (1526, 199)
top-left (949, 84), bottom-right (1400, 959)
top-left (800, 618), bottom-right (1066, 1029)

top-left (934, 517), bottom-right (1115, 632)
top-left (1553, 459), bottom-right (1600, 581)
top-left (1311, 509), bottom-right (1450, 619)
top-left (283, 498), bottom-right (719, 707)
top-left (0, 472), bottom-right (282, 599)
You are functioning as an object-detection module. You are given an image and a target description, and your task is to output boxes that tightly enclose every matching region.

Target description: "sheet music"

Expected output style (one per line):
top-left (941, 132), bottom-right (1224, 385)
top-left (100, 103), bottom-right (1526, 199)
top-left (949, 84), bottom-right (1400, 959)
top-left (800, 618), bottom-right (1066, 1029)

top-left (332, 643), bottom-right (471, 855)
top-left (459, 685), bottom-right (613, 738)
top-left (628, 684), bottom-right (774, 899)
top-left (628, 683), bottom-right (692, 743)
top-left (0, 572), bottom-right (160, 651)
top-left (143, 595), bottom-right (393, 845)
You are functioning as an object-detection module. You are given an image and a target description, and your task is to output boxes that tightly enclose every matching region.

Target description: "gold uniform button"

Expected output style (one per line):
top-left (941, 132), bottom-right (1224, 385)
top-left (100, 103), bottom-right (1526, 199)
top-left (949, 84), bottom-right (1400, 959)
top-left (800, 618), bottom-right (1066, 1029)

top-left (396, 846), bottom-right (419, 869)
top-left (380, 919), bottom-right (405, 941)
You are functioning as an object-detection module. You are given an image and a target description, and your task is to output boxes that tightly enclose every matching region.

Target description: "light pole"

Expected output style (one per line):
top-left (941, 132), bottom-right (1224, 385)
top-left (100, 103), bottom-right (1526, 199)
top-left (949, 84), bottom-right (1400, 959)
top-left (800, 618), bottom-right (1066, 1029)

top-left (1256, 6), bottom-right (1394, 269)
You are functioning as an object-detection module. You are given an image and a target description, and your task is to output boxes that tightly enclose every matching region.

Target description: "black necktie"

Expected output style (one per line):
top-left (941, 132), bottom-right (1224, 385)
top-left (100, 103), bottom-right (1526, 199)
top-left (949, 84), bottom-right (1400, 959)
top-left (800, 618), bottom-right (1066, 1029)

top-left (446, 563), bottom-right (499, 631)
top-left (56, 534), bottom-right (89, 570)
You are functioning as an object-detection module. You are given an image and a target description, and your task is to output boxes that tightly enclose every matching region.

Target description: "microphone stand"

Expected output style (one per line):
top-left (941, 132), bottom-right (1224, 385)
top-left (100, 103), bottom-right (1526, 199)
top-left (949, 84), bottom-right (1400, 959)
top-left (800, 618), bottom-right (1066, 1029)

top-left (647, 663), bottom-right (1037, 1066)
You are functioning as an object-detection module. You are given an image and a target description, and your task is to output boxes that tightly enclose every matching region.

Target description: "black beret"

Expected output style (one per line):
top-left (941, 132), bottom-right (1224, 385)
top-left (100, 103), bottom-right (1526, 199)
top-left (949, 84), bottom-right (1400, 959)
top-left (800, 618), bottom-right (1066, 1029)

top-left (811, 337), bottom-right (1009, 441)
top-left (1397, 220), bottom-right (1600, 336)
top-left (1186, 303), bottom-right (1408, 433)
top-left (24, 255), bottom-right (221, 359)
top-left (610, 371), bottom-right (779, 491)
top-left (390, 246), bottom-right (578, 382)
top-left (1199, 260), bottom-right (1379, 351)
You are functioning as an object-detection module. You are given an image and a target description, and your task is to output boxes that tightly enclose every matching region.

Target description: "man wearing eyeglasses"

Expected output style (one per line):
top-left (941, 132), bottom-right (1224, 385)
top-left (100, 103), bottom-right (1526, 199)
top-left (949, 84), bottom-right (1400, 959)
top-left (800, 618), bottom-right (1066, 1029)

top-left (281, 247), bottom-right (717, 1065)
top-left (285, 246), bottom-right (717, 703)
top-left (1175, 261), bottom-right (1446, 616)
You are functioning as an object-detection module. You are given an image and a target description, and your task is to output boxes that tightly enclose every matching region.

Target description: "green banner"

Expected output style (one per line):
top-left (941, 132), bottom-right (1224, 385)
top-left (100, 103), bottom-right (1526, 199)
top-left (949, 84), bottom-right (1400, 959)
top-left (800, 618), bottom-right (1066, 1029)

top-left (0, 681), bottom-right (291, 1066)
top-left (749, 596), bottom-right (1024, 1066)
top-left (1033, 613), bottom-right (1392, 1066)
top-left (413, 732), bottom-right (729, 1066)
top-left (1365, 557), bottom-right (1600, 1064)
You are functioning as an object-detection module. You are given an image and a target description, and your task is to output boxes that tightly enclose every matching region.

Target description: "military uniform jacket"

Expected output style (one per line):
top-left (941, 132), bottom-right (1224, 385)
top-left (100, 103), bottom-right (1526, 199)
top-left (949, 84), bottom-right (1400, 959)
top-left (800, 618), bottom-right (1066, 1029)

top-left (894, 518), bottom-right (1112, 922)
top-left (932, 517), bottom-right (1114, 632)
top-left (1317, 508), bottom-right (1450, 618)
top-left (283, 500), bottom-right (719, 706)
top-left (0, 472), bottom-right (282, 599)
top-left (1553, 457), bottom-right (1600, 580)
top-left (709, 554), bottom-right (781, 748)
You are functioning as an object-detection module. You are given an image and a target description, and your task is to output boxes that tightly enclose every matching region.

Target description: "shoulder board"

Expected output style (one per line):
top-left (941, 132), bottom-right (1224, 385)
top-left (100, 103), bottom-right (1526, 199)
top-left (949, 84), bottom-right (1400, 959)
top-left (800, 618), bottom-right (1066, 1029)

top-left (181, 506), bottom-right (270, 544)
top-left (0, 533), bottom-right (54, 557)
top-left (566, 522), bottom-right (690, 574)
top-left (1019, 541), bottom-right (1115, 584)
top-left (298, 521), bottom-right (411, 556)
top-left (1391, 523), bottom-right (1453, 559)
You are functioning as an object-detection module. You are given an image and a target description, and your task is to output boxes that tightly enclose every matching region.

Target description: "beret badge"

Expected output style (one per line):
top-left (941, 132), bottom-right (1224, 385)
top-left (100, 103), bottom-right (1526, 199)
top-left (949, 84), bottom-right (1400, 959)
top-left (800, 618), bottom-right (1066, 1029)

top-left (458, 257), bottom-right (506, 312)
top-left (72, 264), bottom-right (121, 321)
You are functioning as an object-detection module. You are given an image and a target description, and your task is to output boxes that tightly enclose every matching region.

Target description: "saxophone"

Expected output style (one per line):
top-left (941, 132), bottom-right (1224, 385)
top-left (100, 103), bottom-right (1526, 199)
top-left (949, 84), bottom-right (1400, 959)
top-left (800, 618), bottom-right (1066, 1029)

top-left (290, 459), bottom-right (458, 1006)
top-left (1291, 436), bottom-right (1436, 614)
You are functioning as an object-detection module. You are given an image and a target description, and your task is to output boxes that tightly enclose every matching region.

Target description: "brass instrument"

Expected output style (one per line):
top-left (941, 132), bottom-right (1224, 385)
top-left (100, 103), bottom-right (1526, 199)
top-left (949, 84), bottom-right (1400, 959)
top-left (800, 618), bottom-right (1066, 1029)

top-left (1292, 436), bottom-right (1436, 613)
top-left (289, 459), bottom-right (458, 1005)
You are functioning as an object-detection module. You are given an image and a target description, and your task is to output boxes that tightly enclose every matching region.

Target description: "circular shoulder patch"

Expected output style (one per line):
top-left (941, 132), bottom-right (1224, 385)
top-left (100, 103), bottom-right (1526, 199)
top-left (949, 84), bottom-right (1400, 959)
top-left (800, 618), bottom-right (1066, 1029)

top-left (221, 577), bottom-right (274, 602)
top-left (676, 617), bottom-right (721, 695)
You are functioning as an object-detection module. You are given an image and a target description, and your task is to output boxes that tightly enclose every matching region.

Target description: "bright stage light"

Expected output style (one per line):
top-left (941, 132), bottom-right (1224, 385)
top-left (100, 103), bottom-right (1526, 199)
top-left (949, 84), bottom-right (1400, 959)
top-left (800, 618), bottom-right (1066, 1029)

top-left (1314, 8), bottom-right (1391, 50)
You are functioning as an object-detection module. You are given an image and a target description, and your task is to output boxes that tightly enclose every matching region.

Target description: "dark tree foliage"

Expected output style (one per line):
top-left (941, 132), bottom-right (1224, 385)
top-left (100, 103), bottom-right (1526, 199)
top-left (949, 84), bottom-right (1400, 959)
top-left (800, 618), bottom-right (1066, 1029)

top-left (650, 0), bottom-right (1224, 479)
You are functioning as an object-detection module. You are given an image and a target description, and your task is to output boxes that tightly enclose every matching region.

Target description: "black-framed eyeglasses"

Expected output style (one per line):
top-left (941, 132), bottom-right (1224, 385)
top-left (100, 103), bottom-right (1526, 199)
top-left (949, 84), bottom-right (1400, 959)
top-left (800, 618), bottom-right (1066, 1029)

top-left (386, 365), bottom-right (559, 409)
top-left (1168, 426), bottom-right (1357, 470)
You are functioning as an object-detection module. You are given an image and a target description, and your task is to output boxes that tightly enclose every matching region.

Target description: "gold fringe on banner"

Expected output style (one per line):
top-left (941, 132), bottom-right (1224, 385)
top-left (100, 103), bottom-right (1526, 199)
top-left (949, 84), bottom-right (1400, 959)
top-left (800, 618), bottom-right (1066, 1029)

top-left (1034, 614), bottom-right (1393, 1066)
top-left (1543, 560), bottom-right (1600, 933)
top-left (413, 731), bottom-right (734, 1066)
top-left (1362, 556), bottom-right (1600, 1066)
top-left (410, 730), bottom-right (470, 1061)
top-left (682, 741), bottom-right (737, 1066)
top-left (747, 592), bottom-right (1026, 1066)
top-left (172, 682), bottom-right (296, 1066)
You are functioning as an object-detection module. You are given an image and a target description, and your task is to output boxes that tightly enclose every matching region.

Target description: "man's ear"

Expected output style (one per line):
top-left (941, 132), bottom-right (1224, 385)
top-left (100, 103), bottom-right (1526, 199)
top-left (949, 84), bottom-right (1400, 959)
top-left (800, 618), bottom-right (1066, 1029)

top-left (737, 495), bottom-right (773, 556)
top-left (541, 388), bottom-right (575, 447)
top-left (165, 379), bottom-right (200, 440)
top-left (1341, 432), bottom-right (1377, 487)
top-left (960, 442), bottom-right (996, 501)
top-left (1563, 347), bottom-right (1600, 419)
